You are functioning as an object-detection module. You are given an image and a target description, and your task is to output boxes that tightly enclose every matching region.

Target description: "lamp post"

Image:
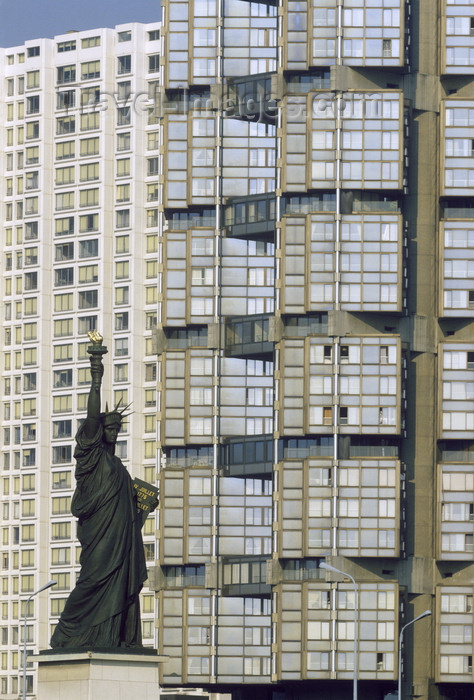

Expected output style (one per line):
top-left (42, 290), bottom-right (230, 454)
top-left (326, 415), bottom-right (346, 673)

top-left (320, 562), bottom-right (358, 700)
top-left (397, 609), bottom-right (431, 700)
top-left (22, 580), bottom-right (56, 700)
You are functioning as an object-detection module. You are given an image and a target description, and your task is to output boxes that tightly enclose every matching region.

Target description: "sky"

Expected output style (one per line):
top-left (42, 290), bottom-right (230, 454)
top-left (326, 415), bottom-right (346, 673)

top-left (0, 0), bottom-right (160, 48)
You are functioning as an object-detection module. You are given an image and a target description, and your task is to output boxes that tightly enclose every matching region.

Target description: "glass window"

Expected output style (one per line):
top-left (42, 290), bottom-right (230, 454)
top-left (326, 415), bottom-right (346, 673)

top-left (117, 132), bottom-right (131, 151)
top-left (26, 71), bottom-right (40, 89)
top-left (79, 188), bottom-right (99, 208)
top-left (81, 61), bottom-right (100, 80)
top-left (118, 55), bottom-right (131, 74)
top-left (56, 141), bottom-right (75, 160)
top-left (80, 137), bottom-right (99, 156)
top-left (57, 40), bottom-right (76, 52)
top-left (148, 54), bottom-right (160, 73)
top-left (82, 36), bottom-right (101, 48)
top-left (57, 65), bottom-right (76, 84)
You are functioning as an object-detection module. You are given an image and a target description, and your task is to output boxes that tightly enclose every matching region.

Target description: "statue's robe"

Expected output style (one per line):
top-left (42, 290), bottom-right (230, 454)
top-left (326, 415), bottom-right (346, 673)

top-left (50, 421), bottom-right (147, 648)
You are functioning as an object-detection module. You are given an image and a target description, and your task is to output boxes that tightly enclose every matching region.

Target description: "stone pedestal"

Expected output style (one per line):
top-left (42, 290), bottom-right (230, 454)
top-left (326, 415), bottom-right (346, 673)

top-left (31, 650), bottom-right (165, 700)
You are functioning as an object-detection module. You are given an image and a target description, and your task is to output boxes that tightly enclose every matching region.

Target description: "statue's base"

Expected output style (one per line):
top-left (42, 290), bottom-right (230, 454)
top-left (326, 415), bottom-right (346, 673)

top-left (31, 649), bottom-right (165, 700)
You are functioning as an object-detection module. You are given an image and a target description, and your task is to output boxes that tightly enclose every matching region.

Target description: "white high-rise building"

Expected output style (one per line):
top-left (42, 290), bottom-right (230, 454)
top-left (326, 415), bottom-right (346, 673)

top-left (0, 22), bottom-right (161, 698)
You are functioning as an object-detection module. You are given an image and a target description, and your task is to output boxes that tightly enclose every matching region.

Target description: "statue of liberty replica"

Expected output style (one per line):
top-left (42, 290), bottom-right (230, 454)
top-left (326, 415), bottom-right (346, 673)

top-left (50, 333), bottom-right (158, 648)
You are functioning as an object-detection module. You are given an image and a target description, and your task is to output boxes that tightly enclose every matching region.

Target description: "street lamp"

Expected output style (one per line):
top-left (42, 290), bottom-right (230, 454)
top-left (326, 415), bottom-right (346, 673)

top-left (22, 580), bottom-right (56, 700)
top-left (320, 562), bottom-right (358, 700)
top-left (397, 609), bottom-right (431, 700)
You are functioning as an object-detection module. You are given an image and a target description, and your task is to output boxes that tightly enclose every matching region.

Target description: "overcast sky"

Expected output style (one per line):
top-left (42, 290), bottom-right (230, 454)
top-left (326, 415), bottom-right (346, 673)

top-left (0, 0), bottom-right (160, 48)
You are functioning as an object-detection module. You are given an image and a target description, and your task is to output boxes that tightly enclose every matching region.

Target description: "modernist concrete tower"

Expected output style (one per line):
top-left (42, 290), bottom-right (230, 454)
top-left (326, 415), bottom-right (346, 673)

top-left (154, 1), bottom-right (473, 700)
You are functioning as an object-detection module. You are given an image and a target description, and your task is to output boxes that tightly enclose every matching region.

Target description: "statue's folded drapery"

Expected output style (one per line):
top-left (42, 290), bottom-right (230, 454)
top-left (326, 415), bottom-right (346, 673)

top-left (50, 421), bottom-right (147, 648)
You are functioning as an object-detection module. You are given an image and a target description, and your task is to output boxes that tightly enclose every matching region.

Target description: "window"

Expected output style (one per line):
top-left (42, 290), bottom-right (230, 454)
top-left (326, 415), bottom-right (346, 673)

top-left (192, 268), bottom-right (213, 286)
top-left (78, 316), bottom-right (97, 335)
top-left (440, 655), bottom-right (472, 675)
top-left (79, 239), bottom-right (98, 258)
top-left (51, 548), bottom-right (70, 566)
top-left (53, 344), bottom-right (73, 363)
top-left (24, 272), bottom-right (38, 290)
top-left (147, 183), bottom-right (158, 201)
top-left (147, 157), bottom-right (159, 175)
top-left (115, 286), bottom-right (129, 305)
top-left (57, 40), bottom-right (76, 52)
top-left (55, 192), bottom-right (74, 211)
top-left (79, 188), bottom-right (99, 208)
top-left (56, 116), bottom-right (75, 135)
top-left (117, 132), bottom-right (130, 151)
top-left (52, 420), bottom-right (72, 440)
top-left (115, 235), bottom-right (129, 253)
top-left (114, 363), bottom-right (128, 383)
top-left (117, 107), bottom-right (131, 126)
top-left (26, 95), bottom-right (40, 114)
top-left (57, 65), bottom-right (76, 84)
top-left (118, 30), bottom-right (132, 42)
top-left (115, 261), bottom-right (129, 279)
top-left (26, 71), bottom-right (39, 89)
top-left (26, 121), bottom-right (39, 140)
top-left (80, 137), bottom-right (99, 156)
top-left (147, 209), bottom-right (158, 227)
top-left (52, 445), bottom-right (72, 464)
top-left (24, 297), bottom-right (37, 316)
top-left (24, 347), bottom-right (37, 365)
top-left (25, 172), bottom-right (39, 190)
top-left (52, 471), bottom-right (71, 490)
top-left (115, 312), bottom-right (129, 331)
top-left (116, 210), bottom-right (130, 228)
top-left (116, 184), bottom-right (130, 202)
top-left (78, 290), bottom-right (98, 309)
top-left (81, 86), bottom-right (101, 107)
top-left (82, 36), bottom-right (100, 48)
top-left (148, 29), bottom-right (160, 40)
top-left (27, 46), bottom-right (40, 57)
top-left (117, 158), bottom-right (130, 177)
top-left (81, 61), bottom-right (100, 80)
top-left (52, 395), bottom-right (72, 414)
top-left (81, 111), bottom-right (100, 131)
top-left (54, 267), bottom-right (74, 287)
top-left (323, 407), bottom-right (332, 425)
top-left (145, 363), bottom-right (157, 382)
top-left (57, 90), bottom-right (75, 109)
top-left (51, 522), bottom-right (71, 540)
top-left (117, 81), bottom-right (131, 101)
top-left (79, 162), bottom-right (99, 182)
top-left (54, 242), bottom-right (74, 262)
top-left (78, 265), bottom-right (98, 284)
top-left (148, 54), bottom-right (160, 72)
top-left (55, 166), bottom-right (75, 185)
top-left (56, 141), bottom-right (75, 160)
top-left (118, 55), bottom-right (131, 74)
top-left (192, 179), bottom-right (214, 197)
top-left (115, 338), bottom-right (129, 356)
top-left (21, 550), bottom-right (34, 568)
top-left (79, 213), bottom-right (98, 232)
top-left (55, 217), bottom-right (74, 236)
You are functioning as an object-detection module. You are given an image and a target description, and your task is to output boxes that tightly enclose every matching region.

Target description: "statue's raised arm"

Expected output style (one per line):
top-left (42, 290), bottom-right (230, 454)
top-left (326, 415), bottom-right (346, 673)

top-left (83, 330), bottom-right (106, 436)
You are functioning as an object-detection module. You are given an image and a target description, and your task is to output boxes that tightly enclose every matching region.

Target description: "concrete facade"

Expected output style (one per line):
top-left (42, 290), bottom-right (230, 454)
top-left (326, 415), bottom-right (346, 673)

top-left (0, 2), bottom-right (474, 700)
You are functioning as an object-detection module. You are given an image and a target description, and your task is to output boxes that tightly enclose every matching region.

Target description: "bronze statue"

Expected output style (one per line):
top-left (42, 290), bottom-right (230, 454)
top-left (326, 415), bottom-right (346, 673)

top-left (50, 334), bottom-right (157, 649)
